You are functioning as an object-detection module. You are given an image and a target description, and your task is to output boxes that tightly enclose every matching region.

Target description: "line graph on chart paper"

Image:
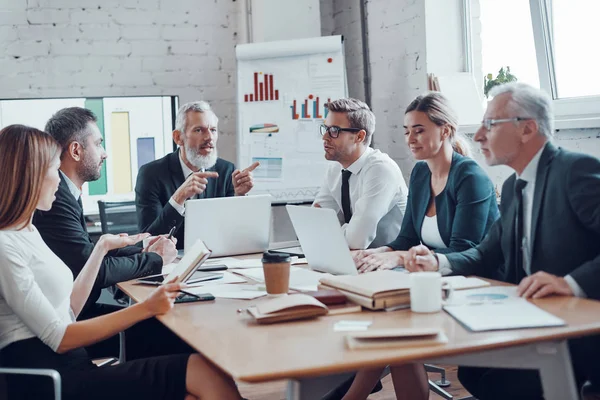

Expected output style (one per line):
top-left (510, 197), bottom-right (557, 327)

top-left (253, 188), bottom-right (320, 203)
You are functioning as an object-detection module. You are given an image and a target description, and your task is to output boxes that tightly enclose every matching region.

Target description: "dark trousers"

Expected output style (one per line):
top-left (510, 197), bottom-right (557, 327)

top-left (458, 335), bottom-right (600, 400)
top-left (79, 303), bottom-right (193, 360)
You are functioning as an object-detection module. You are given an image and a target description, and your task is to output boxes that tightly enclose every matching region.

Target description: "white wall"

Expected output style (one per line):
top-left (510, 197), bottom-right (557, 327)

top-left (251, 0), bottom-right (321, 42)
top-left (0, 0), bottom-right (241, 163)
top-left (425, 0), bottom-right (465, 75)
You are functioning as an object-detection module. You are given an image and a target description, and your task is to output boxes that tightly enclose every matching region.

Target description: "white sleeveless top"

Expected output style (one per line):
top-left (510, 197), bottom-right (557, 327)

top-left (421, 215), bottom-right (447, 249)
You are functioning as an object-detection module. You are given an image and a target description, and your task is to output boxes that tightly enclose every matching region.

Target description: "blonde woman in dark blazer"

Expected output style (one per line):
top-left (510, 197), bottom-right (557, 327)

top-left (345, 93), bottom-right (498, 400)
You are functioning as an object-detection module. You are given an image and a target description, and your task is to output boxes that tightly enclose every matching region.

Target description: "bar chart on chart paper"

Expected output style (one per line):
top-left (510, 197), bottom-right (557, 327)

top-left (236, 36), bottom-right (347, 202)
top-left (289, 94), bottom-right (330, 120)
top-left (243, 72), bottom-right (280, 102)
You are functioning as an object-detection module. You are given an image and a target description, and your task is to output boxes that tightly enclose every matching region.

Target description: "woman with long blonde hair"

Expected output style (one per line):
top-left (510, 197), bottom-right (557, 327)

top-left (346, 93), bottom-right (499, 400)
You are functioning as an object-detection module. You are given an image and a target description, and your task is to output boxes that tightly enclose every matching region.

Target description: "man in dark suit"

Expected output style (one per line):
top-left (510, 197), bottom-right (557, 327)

top-left (405, 83), bottom-right (600, 399)
top-left (135, 100), bottom-right (258, 249)
top-left (33, 107), bottom-right (177, 320)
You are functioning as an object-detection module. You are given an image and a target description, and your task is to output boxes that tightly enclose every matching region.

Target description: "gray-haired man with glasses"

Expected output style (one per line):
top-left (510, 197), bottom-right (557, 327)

top-left (403, 83), bottom-right (600, 399)
top-left (313, 98), bottom-right (408, 250)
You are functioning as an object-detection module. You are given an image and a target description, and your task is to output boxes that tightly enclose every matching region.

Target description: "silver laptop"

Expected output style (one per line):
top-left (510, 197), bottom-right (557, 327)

top-left (286, 205), bottom-right (358, 275)
top-left (185, 195), bottom-right (272, 257)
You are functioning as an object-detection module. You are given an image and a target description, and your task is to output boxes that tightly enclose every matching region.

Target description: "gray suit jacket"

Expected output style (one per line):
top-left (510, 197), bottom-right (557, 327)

top-left (446, 142), bottom-right (600, 299)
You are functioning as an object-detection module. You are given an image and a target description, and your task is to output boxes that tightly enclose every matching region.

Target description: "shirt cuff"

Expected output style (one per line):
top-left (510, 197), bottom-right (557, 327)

top-left (168, 197), bottom-right (185, 216)
top-left (436, 253), bottom-right (453, 276)
top-left (564, 274), bottom-right (587, 298)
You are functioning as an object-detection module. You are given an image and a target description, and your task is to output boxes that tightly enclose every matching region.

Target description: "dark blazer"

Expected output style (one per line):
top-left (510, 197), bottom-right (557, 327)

top-left (33, 176), bottom-right (163, 313)
top-left (446, 143), bottom-right (600, 299)
top-left (388, 152), bottom-right (499, 253)
top-left (135, 149), bottom-right (235, 249)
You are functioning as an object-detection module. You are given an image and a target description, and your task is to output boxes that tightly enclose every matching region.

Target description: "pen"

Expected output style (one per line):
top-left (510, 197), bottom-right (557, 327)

top-left (167, 226), bottom-right (176, 240)
top-left (179, 289), bottom-right (201, 298)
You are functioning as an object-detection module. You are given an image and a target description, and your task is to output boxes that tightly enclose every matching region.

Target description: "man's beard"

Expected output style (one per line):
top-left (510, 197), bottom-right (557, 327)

top-left (185, 146), bottom-right (218, 170)
top-left (78, 158), bottom-right (102, 182)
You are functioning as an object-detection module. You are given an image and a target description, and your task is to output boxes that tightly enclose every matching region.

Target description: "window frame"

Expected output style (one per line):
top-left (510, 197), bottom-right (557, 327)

top-left (465, 0), bottom-right (600, 129)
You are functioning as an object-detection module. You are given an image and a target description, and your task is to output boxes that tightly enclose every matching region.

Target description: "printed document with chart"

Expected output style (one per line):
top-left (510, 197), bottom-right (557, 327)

top-left (443, 286), bottom-right (566, 332)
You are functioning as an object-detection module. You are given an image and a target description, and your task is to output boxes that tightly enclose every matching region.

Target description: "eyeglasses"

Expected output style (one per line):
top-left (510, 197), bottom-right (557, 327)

top-left (480, 117), bottom-right (533, 131)
top-left (319, 124), bottom-right (362, 138)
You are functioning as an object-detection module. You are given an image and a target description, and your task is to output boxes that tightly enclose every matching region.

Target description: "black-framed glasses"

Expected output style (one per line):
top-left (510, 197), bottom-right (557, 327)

top-left (481, 117), bottom-right (533, 131)
top-left (319, 124), bottom-right (362, 138)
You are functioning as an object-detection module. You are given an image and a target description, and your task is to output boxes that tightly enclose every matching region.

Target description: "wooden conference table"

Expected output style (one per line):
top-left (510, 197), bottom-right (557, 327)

top-left (118, 257), bottom-right (600, 400)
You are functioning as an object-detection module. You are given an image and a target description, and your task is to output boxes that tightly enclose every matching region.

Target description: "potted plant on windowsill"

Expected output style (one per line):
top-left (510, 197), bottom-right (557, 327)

top-left (484, 66), bottom-right (518, 98)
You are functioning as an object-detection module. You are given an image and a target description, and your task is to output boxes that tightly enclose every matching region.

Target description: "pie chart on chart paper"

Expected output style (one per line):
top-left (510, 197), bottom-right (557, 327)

top-left (249, 123), bottom-right (279, 133)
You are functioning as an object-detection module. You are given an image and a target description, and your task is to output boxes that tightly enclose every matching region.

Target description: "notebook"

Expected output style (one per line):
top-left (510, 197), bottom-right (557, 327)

top-left (345, 328), bottom-right (448, 350)
top-left (166, 239), bottom-right (212, 284)
top-left (319, 270), bottom-right (411, 310)
top-left (246, 294), bottom-right (328, 324)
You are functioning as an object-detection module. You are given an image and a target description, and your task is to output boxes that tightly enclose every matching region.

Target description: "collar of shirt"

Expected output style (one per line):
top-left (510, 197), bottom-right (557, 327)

top-left (59, 170), bottom-right (81, 200)
top-left (517, 142), bottom-right (547, 185)
top-left (178, 148), bottom-right (195, 179)
top-left (345, 146), bottom-right (374, 175)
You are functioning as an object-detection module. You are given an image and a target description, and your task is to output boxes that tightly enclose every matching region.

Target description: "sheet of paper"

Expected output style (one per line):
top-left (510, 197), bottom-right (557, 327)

top-left (333, 320), bottom-right (372, 332)
top-left (447, 286), bottom-right (518, 304)
top-left (186, 284), bottom-right (267, 299)
top-left (232, 266), bottom-right (331, 292)
top-left (162, 263), bottom-right (176, 275)
top-left (205, 257), bottom-right (302, 269)
top-left (444, 296), bottom-right (565, 332)
top-left (441, 276), bottom-right (491, 290)
top-left (183, 272), bottom-right (246, 288)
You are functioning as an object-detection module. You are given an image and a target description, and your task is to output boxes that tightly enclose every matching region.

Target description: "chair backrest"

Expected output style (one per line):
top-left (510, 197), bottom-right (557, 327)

top-left (97, 200), bottom-right (138, 235)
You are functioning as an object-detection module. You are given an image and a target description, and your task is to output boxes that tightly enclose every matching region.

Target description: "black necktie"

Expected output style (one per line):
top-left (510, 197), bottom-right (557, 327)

top-left (341, 169), bottom-right (353, 223)
top-left (514, 178), bottom-right (528, 282)
top-left (77, 196), bottom-right (86, 231)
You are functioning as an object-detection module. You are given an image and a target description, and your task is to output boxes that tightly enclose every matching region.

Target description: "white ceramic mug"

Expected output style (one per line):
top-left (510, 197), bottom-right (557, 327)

top-left (410, 272), bottom-right (451, 313)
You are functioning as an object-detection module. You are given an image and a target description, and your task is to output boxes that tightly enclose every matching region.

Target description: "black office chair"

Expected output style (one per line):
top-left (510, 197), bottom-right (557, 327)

top-left (97, 200), bottom-right (138, 235)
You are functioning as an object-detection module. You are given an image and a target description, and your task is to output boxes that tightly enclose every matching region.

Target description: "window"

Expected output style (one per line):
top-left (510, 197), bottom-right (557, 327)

top-left (550, 0), bottom-right (600, 99)
top-left (480, 0), bottom-right (540, 90)
top-left (474, 0), bottom-right (600, 124)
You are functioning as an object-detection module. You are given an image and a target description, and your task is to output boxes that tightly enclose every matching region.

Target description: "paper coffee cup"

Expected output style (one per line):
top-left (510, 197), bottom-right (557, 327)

top-left (261, 251), bottom-right (291, 296)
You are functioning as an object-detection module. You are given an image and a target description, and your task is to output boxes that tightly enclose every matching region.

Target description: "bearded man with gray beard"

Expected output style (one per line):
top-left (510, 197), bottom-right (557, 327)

top-left (135, 101), bottom-right (258, 250)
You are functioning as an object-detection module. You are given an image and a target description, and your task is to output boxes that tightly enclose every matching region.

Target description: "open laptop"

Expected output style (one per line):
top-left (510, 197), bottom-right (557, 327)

top-left (185, 194), bottom-right (272, 257)
top-left (286, 205), bottom-right (358, 275)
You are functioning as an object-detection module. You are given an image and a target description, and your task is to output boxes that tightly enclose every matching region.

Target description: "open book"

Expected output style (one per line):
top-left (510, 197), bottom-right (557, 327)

top-left (246, 294), bottom-right (328, 324)
top-left (346, 328), bottom-right (448, 350)
top-left (165, 239), bottom-right (212, 284)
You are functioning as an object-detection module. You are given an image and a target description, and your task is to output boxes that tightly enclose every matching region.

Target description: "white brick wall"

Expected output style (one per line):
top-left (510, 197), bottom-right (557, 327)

top-left (365, 0), bottom-right (428, 182)
top-left (319, 0), bottom-right (365, 101)
top-left (319, 0), bottom-right (427, 182)
top-left (0, 0), bottom-right (240, 162)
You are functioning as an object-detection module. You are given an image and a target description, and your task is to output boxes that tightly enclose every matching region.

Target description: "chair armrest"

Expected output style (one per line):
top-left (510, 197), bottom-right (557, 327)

top-left (0, 368), bottom-right (61, 400)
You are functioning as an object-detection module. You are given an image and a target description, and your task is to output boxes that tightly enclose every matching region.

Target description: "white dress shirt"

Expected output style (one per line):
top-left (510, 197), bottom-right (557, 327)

top-left (438, 143), bottom-right (586, 297)
top-left (168, 152), bottom-right (196, 216)
top-left (314, 147), bottom-right (408, 249)
top-left (60, 170), bottom-right (81, 201)
top-left (0, 227), bottom-right (75, 352)
top-left (421, 215), bottom-right (447, 250)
